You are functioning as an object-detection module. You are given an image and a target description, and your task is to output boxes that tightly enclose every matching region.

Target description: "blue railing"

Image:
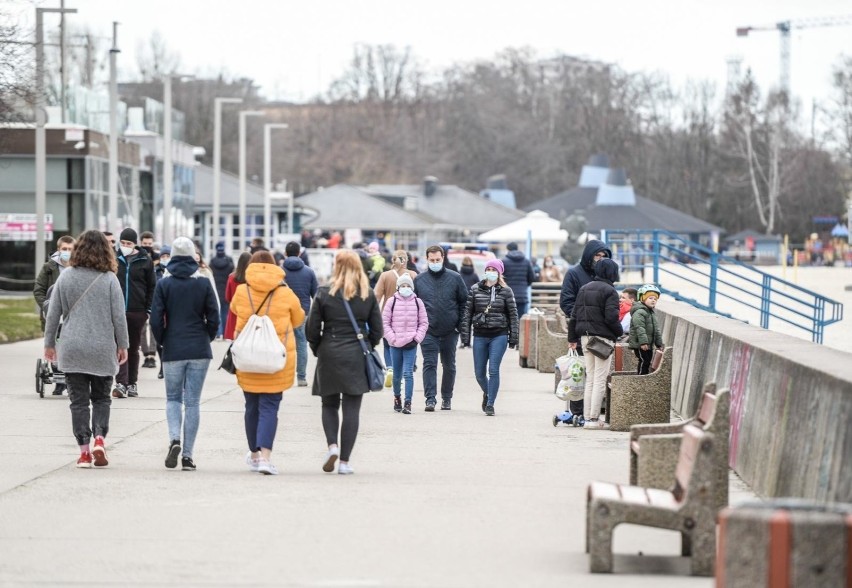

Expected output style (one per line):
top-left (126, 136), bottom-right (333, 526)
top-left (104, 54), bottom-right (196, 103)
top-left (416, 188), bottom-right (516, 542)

top-left (603, 229), bottom-right (844, 344)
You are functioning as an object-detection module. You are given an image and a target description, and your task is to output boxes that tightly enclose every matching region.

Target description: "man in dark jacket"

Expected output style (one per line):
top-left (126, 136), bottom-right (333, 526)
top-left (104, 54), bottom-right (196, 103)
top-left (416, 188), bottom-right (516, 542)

top-left (209, 242), bottom-right (235, 338)
top-left (502, 242), bottom-right (536, 317)
top-left (113, 228), bottom-right (157, 399)
top-left (558, 238), bottom-right (612, 422)
top-left (150, 236), bottom-right (220, 471)
top-left (413, 245), bottom-right (468, 411)
top-left (283, 241), bottom-right (318, 387)
top-left (34, 235), bottom-right (75, 330)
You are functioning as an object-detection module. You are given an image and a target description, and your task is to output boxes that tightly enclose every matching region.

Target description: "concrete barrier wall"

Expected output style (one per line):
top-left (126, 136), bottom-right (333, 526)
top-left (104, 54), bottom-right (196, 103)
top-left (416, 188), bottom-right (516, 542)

top-left (656, 300), bottom-right (852, 504)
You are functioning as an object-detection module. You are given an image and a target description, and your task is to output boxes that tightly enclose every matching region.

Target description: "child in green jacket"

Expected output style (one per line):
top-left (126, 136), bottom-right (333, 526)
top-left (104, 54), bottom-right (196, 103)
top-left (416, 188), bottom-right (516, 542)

top-left (629, 284), bottom-right (665, 375)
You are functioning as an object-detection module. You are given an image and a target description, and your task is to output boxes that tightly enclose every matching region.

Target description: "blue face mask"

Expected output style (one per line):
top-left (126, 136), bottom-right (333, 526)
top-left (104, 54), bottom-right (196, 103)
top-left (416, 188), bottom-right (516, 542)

top-left (160, 258), bottom-right (169, 267)
top-left (428, 262), bottom-right (443, 273)
top-left (398, 287), bottom-right (413, 297)
top-left (484, 271), bottom-right (498, 283)
top-left (58, 251), bottom-right (71, 263)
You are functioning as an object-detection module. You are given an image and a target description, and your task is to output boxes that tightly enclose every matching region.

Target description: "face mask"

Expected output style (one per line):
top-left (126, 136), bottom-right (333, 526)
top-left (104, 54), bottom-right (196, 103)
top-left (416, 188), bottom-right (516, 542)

top-left (484, 271), bottom-right (498, 283)
top-left (120, 246), bottom-right (134, 257)
top-left (59, 251), bottom-right (71, 262)
top-left (160, 258), bottom-right (169, 267)
top-left (428, 262), bottom-right (443, 273)
top-left (398, 287), bottom-right (413, 297)
top-left (142, 246), bottom-right (154, 256)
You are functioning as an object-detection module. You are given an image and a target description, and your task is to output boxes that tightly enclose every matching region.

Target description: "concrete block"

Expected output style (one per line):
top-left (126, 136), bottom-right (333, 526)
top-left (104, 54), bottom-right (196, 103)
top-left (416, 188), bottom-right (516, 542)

top-left (607, 347), bottom-right (674, 432)
top-left (535, 315), bottom-right (567, 374)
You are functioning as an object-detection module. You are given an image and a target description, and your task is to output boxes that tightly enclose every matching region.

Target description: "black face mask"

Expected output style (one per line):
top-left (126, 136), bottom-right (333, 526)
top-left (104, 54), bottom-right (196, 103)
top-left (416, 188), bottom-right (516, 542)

top-left (142, 246), bottom-right (154, 256)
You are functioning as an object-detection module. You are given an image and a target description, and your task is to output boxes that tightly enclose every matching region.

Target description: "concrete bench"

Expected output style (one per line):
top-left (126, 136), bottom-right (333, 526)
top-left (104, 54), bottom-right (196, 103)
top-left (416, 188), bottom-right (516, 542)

top-left (629, 383), bottom-right (730, 511)
top-left (534, 312), bottom-right (568, 374)
top-left (529, 283), bottom-right (562, 313)
top-left (605, 346), bottom-right (673, 431)
top-left (518, 314), bottom-right (540, 369)
top-left (586, 424), bottom-right (717, 575)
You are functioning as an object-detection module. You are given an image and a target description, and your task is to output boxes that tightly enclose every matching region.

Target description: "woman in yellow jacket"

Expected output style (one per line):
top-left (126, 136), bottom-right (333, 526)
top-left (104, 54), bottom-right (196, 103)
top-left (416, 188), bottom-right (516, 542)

top-left (231, 251), bottom-right (305, 475)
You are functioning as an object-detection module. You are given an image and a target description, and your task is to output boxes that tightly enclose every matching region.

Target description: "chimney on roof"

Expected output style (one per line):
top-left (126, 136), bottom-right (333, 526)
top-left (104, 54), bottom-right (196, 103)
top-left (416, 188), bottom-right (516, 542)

top-left (595, 168), bottom-right (636, 206)
top-left (486, 174), bottom-right (508, 190)
top-left (423, 175), bottom-right (438, 196)
top-left (578, 153), bottom-right (611, 188)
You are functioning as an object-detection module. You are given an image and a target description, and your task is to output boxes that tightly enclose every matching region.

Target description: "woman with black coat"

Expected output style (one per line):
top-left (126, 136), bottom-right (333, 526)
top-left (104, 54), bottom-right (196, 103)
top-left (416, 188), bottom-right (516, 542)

top-left (306, 250), bottom-right (383, 475)
top-left (459, 255), bottom-right (480, 290)
top-left (460, 259), bottom-right (519, 416)
top-left (568, 258), bottom-right (623, 429)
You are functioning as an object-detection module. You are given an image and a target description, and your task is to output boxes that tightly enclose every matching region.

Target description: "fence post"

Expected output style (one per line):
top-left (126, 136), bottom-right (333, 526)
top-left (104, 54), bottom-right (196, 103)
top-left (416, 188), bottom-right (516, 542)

top-left (652, 230), bottom-right (660, 285)
top-left (760, 274), bottom-right (771, 330)
top-left (709, 252), bottom-right (718, 311)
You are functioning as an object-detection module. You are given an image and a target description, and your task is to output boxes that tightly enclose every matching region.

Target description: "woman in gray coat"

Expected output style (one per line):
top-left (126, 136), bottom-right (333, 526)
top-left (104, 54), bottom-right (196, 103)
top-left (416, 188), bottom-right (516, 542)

top-left (306, 250), bottom-right (383, 475)
top-left (44, 230), bottom-right (129, 468)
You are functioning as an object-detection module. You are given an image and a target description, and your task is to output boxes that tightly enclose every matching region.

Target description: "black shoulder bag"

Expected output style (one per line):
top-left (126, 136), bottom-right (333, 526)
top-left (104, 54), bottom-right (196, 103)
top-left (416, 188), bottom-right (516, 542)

top-left (342, 297), bottom-right (387, 392)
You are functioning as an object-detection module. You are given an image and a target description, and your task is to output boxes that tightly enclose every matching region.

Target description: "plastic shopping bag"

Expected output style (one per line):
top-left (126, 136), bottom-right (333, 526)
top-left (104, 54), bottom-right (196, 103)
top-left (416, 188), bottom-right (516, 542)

top-left (554, 349), bottom-right (585, 401)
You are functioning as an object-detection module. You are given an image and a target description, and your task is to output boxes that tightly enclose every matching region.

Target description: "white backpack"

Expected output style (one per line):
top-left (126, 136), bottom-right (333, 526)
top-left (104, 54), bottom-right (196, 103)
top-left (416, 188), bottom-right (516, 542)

top-left (231, 286), bottom-right (287, 374)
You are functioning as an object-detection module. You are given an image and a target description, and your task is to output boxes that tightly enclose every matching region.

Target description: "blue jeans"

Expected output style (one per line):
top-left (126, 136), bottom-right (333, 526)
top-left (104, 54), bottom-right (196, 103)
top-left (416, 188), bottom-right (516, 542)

top-left (473, 334), bottom-right (508, 406)
top-left (420, 332), bottom-right (458, 402)
top-left (294, 324), bottom-right (308, 381)
top-left (218, 301), bottom-right (229, 337)
top-left (516, 301), bottom-right (528, 318)
top-left (383, 338), bottom-right (392, 367)
top-left (244, 392), bottom-right (283, 451)
top-left (163, 358), bottom-right (211, 458)
top-left (389, 346), bottom-right (417, 402)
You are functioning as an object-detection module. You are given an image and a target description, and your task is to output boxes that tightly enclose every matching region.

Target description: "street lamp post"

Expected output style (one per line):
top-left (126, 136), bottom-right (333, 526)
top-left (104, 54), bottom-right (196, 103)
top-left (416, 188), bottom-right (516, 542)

top-left (107, 21), bottom-right (119, 237)
top-left (35, 5), bottom-right (77, 276)
top-left (161, 73), bottom-right (193, 247)
top-left (238, 110), bottom-right (263, 251)
top-left (263, 123), bottom-right (288, 249)
top-left (213, 97), bottom-right (242, 253)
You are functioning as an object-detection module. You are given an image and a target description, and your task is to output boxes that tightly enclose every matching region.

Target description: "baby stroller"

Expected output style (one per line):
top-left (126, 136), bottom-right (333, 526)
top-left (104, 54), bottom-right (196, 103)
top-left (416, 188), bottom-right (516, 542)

top-left (551, 351), bottom-right (585, 427)
top-left (35, 358), bottom-right (66, 398)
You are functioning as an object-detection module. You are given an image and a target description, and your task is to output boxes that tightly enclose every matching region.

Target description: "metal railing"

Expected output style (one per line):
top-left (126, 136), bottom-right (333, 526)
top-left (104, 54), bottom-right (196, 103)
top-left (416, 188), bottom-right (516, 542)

top-left (604, 230), bottom-right (844, 344)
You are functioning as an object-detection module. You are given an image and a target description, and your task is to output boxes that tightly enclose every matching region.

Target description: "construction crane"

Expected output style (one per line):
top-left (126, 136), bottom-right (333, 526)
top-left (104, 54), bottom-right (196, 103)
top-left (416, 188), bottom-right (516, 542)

top-left (736, 15), bottom-right (852, 97)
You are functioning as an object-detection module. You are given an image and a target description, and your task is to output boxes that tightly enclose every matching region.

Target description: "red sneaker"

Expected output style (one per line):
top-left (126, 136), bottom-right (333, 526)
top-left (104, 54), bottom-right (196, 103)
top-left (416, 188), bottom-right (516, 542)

top-left (92, 437), bottom-right (108, 467)
top-left (77, 451), bottom-right (93, 468)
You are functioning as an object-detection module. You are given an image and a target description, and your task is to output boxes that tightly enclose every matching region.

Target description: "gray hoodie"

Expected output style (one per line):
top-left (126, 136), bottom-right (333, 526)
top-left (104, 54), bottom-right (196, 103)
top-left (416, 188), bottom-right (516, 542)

top-left (44, 267), bottom-right (129, 377)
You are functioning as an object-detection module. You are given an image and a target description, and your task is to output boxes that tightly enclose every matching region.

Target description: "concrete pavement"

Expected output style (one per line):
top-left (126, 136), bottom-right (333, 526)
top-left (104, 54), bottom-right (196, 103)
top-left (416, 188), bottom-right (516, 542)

top-left (0, 337), bottom-right (754, 586)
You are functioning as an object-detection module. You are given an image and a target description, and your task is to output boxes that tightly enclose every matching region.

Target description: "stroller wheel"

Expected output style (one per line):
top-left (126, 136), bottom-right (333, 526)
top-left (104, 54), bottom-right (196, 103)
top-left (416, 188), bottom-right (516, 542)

top-left (35, 359), bottom-right (45, 398)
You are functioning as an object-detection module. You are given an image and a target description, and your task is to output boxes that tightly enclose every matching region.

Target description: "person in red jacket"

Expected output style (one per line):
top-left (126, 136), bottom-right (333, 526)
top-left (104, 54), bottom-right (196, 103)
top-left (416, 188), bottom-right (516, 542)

top-left (224, 252), bottom-right (251, 340)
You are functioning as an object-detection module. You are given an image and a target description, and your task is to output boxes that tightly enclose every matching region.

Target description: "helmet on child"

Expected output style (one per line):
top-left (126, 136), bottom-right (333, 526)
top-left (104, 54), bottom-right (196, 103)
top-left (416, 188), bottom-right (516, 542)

top-left (637, 284), bottom-right (661, 302)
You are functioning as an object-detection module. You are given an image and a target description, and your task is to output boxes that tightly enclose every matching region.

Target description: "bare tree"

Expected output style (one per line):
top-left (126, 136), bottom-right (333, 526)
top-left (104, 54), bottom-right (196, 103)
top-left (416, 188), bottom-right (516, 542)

top-left (829, 55), bottom-right (852, 166)
top-left (0, 8), bottom-right (34, 127)
top-left (136, 30), bottom-right (181, 81)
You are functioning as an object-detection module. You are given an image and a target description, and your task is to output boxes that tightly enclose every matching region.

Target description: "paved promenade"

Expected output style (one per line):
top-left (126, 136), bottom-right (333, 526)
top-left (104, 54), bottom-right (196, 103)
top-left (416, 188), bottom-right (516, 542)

top-left (0, 337), bottom-right (753, 586)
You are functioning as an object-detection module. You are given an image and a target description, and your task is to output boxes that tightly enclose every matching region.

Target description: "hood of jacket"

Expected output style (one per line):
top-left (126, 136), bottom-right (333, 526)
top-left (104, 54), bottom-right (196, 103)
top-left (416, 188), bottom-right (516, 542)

top-left (630, 300), bottom-right (646, 316)
top-left (246, 262), bottom-right (285, 293)
top-left (580, 239), bottom-right (612, 273)
top-left (506, 250), bottom-right (527, 262)
top-left (166, 256), bottom-right (199, 278)
top-left (283, 256), bottom-right (305, 271)
top-left (209, 254), bottom-right (233, 271)
top-left (592, 258), bottom-right (620, 283)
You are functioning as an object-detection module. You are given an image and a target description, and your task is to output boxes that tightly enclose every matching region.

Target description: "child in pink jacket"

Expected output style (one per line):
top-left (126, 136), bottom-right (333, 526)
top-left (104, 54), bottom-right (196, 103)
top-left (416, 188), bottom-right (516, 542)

top-left (382, 274), bottom-right (429, 414)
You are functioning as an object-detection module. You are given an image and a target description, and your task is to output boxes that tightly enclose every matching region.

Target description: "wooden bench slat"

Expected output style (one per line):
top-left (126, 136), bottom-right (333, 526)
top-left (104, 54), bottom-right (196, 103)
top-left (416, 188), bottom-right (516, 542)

top-left (618, 485), bottom-right (650, 505)
top-left (589, 481), bottom-right (621, 501)
top-left (646, 488), bottom-right (678, 509)
top-left (630, 440), bottom-right (641, 455)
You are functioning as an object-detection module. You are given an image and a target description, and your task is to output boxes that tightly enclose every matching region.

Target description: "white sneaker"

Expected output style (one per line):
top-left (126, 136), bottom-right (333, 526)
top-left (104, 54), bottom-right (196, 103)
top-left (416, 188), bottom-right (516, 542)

top-left (323, 446), bottom-right (340, 473)
top-left (338, 463), bottom-right (354, 475)
top-left (257, 460), bottom-right (278, 475)
top-left (245, 451), bottom-right (259, 472)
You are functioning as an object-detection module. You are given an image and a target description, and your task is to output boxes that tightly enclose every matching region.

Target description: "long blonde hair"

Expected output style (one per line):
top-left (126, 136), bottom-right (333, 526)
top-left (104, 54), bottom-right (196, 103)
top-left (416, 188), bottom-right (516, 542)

top-left (329, 250), bottom-right (371, 300)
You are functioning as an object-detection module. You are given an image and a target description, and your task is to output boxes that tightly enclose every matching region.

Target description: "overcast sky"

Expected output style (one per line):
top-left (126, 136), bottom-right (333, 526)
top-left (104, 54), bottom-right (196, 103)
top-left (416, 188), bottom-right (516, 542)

top-left (11, 0), bottom-right (852, 114)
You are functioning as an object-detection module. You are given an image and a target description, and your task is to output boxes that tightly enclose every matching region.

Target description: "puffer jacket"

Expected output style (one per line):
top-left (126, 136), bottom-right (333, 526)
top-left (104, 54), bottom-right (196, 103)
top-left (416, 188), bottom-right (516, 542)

top-left (559, 239), bottom-right (612, 317)
top-left (502, 250), bottom-right (535, 304)
top-left (568, 258), bottom-right (623, 343)
top-left (460, 281), bottom-right (520, 347)
top-left (628, 301), bottom-right (663, 349)
top-left (231, 263), bottom-right (305, 393)
top-left (382, 293), bottom-right (428, 348)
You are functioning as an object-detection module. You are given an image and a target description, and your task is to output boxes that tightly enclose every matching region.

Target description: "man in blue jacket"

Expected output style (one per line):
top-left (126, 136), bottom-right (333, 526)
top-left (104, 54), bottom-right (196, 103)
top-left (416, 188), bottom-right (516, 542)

top-left (502, 242), bottom-right (536, 317)
top-left (283, 241), bottom-right (318, 387)
top-left (414, 245), bottom-right (468, 411)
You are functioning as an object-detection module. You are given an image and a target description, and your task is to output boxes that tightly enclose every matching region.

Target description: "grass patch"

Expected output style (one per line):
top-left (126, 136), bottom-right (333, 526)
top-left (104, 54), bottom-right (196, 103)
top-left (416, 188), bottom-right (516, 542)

top-left (0, 298), bottom-right (43, 344)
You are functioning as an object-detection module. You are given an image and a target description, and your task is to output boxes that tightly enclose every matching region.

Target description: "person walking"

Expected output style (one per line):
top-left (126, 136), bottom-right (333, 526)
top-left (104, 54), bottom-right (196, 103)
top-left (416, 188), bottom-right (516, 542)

top-left (282, 241), bottom-right (318, 387)
top-left (224, 252), bottom-right (251, 341)
top-left (43, 230), bottom-right (129, 467)
top-left (306, 250), bottom-right (383, 475)
top-left (231, 251), bottom-right (304, 475)
top-left (413, 245), bottom-right (468, 411)
top-left (139, 232), bottom-right (161, 371)
top-left (209, 241), bottom-right (234, 338)
top-left (629, 284), bottom-right (665, 375)
top-left (539, 255), bottom-right (563, 283)
top-left (113, 228), bottom-right (156, 399)
top-left (382, 274), bottom-right (428, 414)
top-left (459, 255), bottom-right (480, 290)
top-left (568, 258), bottom-right (623, 429)
top-left (501, 242), bottom-right (535, 317)
top-left (373, 250), bottom-right (418, 385)
top-left (150, 237), bottom-right (220, 471)
top-left (558, 239), bottom-right (612, 424)
top-left (460, 260), bottom-right (519, 416)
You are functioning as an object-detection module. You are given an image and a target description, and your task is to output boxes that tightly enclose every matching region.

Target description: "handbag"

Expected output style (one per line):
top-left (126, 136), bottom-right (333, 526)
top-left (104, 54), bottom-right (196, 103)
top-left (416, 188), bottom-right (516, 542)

top-left (231, 286), bottom-right (288, 374)
top-left (218, 344), bottom-right (236, 374)
top-left (342, 297), bottom-right (386, 392)
top-left (585, 335), bottom-right (615, 360)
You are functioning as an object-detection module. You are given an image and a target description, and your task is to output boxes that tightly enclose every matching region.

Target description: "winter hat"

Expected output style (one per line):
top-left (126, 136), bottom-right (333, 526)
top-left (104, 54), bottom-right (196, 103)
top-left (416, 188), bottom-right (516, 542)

top-left (171, 236), bottom-right (196, 258)
top-left (396, 274), bottom-right (414, 289)
top-left (215, 241), bottom-right (225, 252)
top-left (484, 259), bottom-right (505, 274)
top-left (159, 245), bottom-right (171, 256)
top-left (119, 228), bottom-right (138, 244)
top-left (368, 241), bottom-right (379, 253)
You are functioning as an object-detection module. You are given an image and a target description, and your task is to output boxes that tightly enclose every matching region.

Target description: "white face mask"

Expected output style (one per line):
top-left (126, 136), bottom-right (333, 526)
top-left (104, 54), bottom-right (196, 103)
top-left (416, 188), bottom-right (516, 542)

top-left (120, 246), bottom-right (134, 257)
top-left (398, 287), bottom-right (413, 297)
top-left (484, 271), bottom-right (498, 283)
